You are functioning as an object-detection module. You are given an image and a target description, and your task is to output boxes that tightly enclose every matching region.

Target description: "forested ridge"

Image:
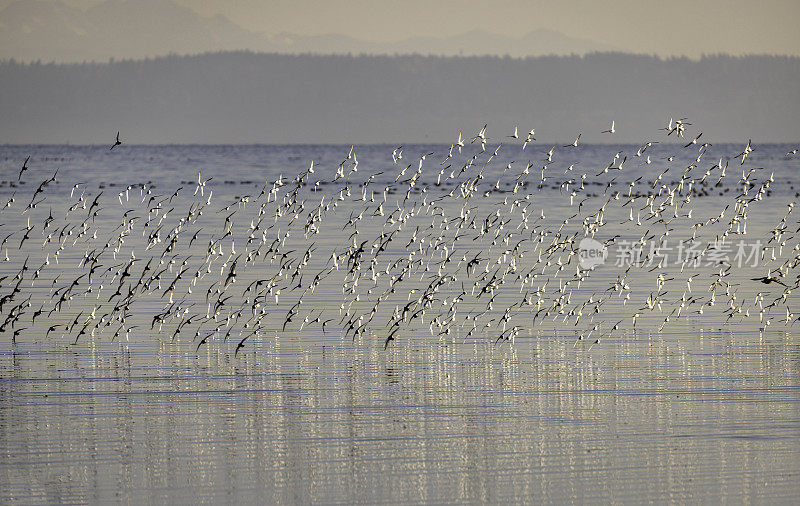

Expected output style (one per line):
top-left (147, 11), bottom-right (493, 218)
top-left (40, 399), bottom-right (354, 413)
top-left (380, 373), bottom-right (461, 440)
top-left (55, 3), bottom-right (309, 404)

top-left (1, 52), bottom-right (797, 144)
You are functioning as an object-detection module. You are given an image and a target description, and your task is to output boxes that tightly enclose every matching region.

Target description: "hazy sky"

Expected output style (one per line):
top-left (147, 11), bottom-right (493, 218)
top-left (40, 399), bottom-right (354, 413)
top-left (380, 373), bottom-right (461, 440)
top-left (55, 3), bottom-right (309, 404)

top-left (2, 0), bottom-right (800, 58)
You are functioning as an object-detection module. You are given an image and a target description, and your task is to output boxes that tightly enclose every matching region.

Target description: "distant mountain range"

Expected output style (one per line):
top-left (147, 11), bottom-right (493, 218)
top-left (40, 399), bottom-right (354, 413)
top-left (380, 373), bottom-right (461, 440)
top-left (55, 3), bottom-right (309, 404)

top-left (0, 0), bottom-right (619, 63)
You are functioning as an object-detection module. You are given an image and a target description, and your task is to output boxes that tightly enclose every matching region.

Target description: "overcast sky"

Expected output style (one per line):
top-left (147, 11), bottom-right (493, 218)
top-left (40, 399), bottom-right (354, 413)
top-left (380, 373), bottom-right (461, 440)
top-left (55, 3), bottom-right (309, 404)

top-left (2, 0), bottom-right (799, 58)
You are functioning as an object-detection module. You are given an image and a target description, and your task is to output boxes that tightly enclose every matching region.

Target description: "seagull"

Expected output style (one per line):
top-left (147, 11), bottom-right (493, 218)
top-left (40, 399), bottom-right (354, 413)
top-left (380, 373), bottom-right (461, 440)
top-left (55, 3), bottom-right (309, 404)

top-left (110, 131), bottom-right (122, 150)
top-left (601, 120), bottom-right (615, 134)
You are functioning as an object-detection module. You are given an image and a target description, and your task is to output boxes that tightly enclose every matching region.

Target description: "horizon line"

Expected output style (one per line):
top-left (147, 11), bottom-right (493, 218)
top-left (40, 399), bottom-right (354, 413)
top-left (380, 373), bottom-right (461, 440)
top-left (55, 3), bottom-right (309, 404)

top-left (3, 49), bottom-right (800, 66)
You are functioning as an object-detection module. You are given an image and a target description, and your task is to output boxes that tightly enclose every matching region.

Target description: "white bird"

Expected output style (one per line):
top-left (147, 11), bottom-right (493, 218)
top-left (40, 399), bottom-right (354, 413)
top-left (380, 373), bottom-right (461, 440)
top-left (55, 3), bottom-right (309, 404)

top-left (522, 129), bottom-right (535, 150)
top-left (471, 124), bottom-right (487, 144)
top-left (737, 139), bottom-right (753, 164)
top-left (564, 133), bottom-right (581, 148)
top-left (392, 147), bottom-right (403, 164)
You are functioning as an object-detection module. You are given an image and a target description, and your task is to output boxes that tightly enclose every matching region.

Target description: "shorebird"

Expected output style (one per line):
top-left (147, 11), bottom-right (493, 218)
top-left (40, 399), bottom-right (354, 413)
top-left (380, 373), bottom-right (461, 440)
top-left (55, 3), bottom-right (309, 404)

top-left (684, 132), bottom-right (703, 148)
top-left (522, 129), bottom-right (535, 150)
top-left (751, 275), bottom-right (787, 287)
top-left (110, 131), bottom-right (122, 150)
top-left (18, 156), bottom-right (30, 181)
top-left (564, 133), bottom-right (581, 148)
top-left (0, 118), bottom-right (792, 356)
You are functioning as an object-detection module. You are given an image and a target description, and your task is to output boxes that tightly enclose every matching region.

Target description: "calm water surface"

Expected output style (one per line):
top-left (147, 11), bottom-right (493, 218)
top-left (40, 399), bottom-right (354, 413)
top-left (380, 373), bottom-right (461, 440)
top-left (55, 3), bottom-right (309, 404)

top-left (0, 142), bottom-right (798, 503)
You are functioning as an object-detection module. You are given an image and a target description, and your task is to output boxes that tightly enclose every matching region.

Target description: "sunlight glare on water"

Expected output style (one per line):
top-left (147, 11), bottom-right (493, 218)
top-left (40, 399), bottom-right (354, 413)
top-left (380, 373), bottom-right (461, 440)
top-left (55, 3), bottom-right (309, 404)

top-left (2, 333), bottom-right (799, 503)
top-left (0, 141), bottom-right (799, 502)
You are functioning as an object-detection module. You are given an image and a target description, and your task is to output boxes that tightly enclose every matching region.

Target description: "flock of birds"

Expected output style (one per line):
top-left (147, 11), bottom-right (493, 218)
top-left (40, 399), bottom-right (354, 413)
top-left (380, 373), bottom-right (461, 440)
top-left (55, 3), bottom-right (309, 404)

top-left (1, 119), bottom-right (798, 354)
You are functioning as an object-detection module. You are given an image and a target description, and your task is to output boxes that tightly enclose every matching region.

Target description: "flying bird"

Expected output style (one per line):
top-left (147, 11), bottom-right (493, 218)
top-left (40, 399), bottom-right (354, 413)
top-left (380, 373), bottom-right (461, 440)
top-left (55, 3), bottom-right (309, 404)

top-left (564, 133), bottom-right (581, 148)
top-left (18, 156), bottom-right (30, 181)
top-left (110, 131), bottom-right (122, 150)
